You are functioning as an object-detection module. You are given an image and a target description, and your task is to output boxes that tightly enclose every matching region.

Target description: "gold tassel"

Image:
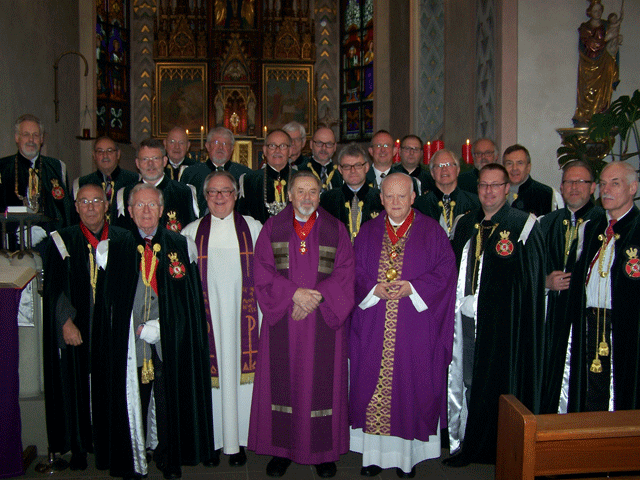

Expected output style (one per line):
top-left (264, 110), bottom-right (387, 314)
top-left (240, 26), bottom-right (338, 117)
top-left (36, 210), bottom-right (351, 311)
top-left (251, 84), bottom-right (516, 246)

top-left (141, 358), bottom-right (154, 384)
top-left (599, 341), bottom-right (609, 356)
top-left (590, 358), bottom-right (602, 373)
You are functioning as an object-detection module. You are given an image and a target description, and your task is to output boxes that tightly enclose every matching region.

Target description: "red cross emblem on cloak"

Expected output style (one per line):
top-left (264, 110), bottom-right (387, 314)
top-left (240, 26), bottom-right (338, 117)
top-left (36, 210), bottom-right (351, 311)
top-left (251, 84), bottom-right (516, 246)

top-left (624, 247), bottom-right (640, 279)
top-left (168, 252), bottom-right (186, 279)
top-left (495, 230), bottom-right (514, 257)
top-left (166, 210), bottom-right (182, 232)
top-left (51, 179), bottom-right (65, 200)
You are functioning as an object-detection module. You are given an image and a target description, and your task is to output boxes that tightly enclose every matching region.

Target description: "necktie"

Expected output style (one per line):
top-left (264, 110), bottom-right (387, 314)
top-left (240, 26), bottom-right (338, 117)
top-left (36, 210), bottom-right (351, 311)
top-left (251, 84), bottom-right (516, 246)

top-left (105, 175), bottom-right (113, 202)
top-left (321, 165), bottom-right (328, 185)
top-left (605, 219), bottom-right (617, 241)
top-left (443, 194), bottom-right (451, 221)
top-left (350, 194), bottom-right (360, 232)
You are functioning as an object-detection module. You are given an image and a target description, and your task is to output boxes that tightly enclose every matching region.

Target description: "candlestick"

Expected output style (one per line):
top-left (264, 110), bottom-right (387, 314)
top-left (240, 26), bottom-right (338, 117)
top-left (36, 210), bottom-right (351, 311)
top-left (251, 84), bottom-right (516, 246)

top-left (423, 141), bottom-right (433, 164)
top-left (462, 139), bottom-right (473, 164)
top-left (393, 139), bottom-right (401, 163)
top-left (433, 140), bottom-right (444, 153)
top-left (200, 125), bottom-right (204, 150)
top-left (264, 125), bottom-right (268, 138)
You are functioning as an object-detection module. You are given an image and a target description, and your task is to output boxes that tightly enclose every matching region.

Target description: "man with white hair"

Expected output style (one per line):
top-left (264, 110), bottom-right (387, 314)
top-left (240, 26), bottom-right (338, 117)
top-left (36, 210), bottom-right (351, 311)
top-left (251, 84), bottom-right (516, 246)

top-left (282, 121), bottom-right (308, 167)
top-left (181, 127), bottom-right (251, 214)
top-left (550, 161), bottom-right (640, 414)
top-left (0, 114), bottom-right (73, 242)
top-left (163, 127), bottom-right (196, 181)
top-left (182, 171), bottom-right (262, 468)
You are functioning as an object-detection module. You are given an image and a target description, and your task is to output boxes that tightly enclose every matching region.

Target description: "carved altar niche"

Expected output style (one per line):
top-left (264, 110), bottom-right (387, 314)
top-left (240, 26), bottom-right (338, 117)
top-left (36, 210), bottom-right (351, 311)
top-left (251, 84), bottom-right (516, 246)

top-left (154, 0), bottom-right (207, 60)
top-left (263, 17), bottom-right (315, 61)
top-left (215, 87), bottom-right (254, 136)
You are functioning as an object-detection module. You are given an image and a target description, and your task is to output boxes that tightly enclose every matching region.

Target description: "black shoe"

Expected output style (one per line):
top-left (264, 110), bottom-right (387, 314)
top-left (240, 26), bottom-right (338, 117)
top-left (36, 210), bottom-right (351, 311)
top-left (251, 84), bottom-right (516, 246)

top-left (203, 449), bottom-right (221, 467)
top-left (69, 451), bottom-right (87, 471)
top-left (162, 467), bottom-right (182, 480)
top-left (360, 465), bottom-right (382, 476)
top-left (229, 447), bottom-right (247, 467)
top-left (395, 467), bottom-right (416, 478)
top-left (315, 462), bottom-right (337, 478)
top-left (266, 456), bottom-right (292, 477)
top-left (442, 453), bottom-right (471, 468)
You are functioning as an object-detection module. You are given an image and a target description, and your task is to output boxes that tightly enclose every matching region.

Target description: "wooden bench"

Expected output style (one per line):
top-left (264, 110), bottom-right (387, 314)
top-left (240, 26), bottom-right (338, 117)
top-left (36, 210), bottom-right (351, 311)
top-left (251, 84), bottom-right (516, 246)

top-left (495, 394), bottom-right (640, 480)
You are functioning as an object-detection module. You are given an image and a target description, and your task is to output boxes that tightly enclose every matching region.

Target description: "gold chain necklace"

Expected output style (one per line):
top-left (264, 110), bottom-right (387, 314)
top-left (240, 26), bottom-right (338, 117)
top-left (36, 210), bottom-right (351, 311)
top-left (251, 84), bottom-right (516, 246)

top-left (345, 199), bottom-right (364, 241)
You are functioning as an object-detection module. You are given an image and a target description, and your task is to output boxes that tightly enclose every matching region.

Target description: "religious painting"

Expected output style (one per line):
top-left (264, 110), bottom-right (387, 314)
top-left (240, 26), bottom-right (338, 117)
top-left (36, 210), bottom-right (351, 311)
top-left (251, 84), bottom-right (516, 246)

top-left (154, 63), bottom-right (207, 137)
top-left (262, 64), bottom-right (314, 133)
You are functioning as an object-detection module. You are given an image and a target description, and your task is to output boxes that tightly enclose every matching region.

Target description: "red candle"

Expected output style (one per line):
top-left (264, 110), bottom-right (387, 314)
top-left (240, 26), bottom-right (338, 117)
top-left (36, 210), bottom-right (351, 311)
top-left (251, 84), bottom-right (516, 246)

top-left (433, 140), bottom-right (444, 153)
top-left (423, 141), bottom-right (433, 164)
top-left (462, 139), bottom-right (473, 164)
top-left (393, 139), bottom-right (401, 164)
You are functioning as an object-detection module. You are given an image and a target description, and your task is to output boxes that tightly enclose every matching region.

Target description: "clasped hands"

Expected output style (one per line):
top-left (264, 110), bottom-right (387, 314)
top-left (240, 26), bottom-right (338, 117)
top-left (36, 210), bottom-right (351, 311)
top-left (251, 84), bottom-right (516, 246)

top-left (292, 288), bottom-right (323, 321)
top-left (373, 280), bottom-right (412, 300)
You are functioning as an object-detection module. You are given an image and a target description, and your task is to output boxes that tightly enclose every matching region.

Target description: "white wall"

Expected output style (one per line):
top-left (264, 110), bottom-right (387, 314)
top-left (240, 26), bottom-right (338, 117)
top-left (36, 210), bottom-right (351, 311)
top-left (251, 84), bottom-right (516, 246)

top-left (517, 0), bottom-right (639, 190)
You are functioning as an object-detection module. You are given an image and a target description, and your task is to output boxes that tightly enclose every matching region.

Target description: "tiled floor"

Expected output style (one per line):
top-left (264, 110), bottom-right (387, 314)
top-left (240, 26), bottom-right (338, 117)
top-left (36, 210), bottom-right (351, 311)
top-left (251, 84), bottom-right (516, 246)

top-left (23, 449), bottom-right (495, 479)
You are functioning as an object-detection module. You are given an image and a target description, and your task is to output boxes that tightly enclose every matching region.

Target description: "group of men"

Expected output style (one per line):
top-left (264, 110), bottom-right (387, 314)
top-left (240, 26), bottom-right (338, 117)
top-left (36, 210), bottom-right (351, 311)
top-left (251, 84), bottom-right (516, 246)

top-left (3, 113), bottom-right (640, 479)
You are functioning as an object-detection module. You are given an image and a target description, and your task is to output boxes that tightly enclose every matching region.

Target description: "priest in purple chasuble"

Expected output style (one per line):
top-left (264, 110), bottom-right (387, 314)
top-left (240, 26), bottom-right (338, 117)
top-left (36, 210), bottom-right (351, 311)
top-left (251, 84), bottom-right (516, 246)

top-left (248, 171), bottom-right (355, 479)
top-left (349, 173), bottom-right (457, 478)
top-left (182, 171), bottom-right (262, 468)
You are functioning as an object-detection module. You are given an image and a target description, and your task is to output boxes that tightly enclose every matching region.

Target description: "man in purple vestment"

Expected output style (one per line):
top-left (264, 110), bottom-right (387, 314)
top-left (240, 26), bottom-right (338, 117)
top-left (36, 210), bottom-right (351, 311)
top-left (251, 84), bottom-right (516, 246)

top-left (349, 173), bottom-right (457, 478)
top-left (248, 171), bottom-right (355, 478)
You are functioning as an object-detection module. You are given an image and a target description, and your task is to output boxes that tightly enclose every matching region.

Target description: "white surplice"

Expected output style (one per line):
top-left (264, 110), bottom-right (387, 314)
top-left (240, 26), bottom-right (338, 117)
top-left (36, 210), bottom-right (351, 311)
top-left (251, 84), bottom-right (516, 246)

top-left (182, 213), bottom-right (262, 454)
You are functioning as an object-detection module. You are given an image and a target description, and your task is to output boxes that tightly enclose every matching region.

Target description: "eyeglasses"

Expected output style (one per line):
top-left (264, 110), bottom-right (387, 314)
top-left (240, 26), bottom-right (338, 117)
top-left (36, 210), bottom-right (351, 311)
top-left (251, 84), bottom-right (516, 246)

top-left (313, 140), bottom-right (335, 149)
top-left (95, 148), bottom-right (117, 155)
top-left (432, 162), bottom-right (456, 169)
top-left (132, 202), bottom-right (161, 209)
top-left (266, 143), bottom-right (290, 151)
top-left (561, 179), bottom-right (593, 187)
top-left (372, 143), bottom-right (392, 149)
top-left (340, 162), bottom-right (367, 171)
top-left (77, 198), bottom-right (105, 206)
top-left (209, 140), bottom-right (231, 147)
top-left (400, 146), bottom-right (421, 153)
top-left (167, 139), bottom-right (188, 146)
top-left (138, 156), bottom-right (163, 163)
top-left (477, 182), bottom-right (508, 191)
top-left (473, 150), bottom-right (495, 158)
top-left (206, 189), bottom-right (235, 197)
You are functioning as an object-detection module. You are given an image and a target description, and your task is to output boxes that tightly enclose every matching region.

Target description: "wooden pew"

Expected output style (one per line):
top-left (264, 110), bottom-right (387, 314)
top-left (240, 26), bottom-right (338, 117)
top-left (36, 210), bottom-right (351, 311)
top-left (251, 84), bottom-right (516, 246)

top-left (495, 394), bottom-right (640, 480)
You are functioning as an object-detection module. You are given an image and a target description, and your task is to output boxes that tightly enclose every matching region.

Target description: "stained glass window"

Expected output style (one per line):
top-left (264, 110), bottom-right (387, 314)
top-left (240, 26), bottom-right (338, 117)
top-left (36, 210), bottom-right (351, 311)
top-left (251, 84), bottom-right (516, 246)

top-left (340, 0), bottom-right (373, 140)
top-left (96, 0), bottom-right (130, 142)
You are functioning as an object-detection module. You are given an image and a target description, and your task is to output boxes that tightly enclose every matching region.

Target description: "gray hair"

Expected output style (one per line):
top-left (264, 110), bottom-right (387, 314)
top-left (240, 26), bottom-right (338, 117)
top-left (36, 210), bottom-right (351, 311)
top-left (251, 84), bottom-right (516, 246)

top-left (429, 148), bottom-right (459, 172)
top-left (206, 127), bottom-right (235, 146)
top-left (601, 161), bottom-right (639, 185)
top-left (128, 183), bottom-right (165, 207)
top-left (282, 121), bottom-right (306, 139)
top-left (203, 170), bottom-right (238, 197)
top-left (15, 114), bottom-right (45, 136)
top-left (137, 138), bottom-right (166, 158)
top-left (76, 183), bottom-right (108, 203)
top-left (337, 142), bottom-right (369, 165)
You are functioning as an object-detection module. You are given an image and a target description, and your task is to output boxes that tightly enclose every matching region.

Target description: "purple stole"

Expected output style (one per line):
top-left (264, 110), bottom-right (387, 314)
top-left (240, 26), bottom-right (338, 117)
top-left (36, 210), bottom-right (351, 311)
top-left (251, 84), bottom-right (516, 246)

top-left (269, 206), bottom-right (339, 452)
top-left (195, 212), bottom-right (259, 388)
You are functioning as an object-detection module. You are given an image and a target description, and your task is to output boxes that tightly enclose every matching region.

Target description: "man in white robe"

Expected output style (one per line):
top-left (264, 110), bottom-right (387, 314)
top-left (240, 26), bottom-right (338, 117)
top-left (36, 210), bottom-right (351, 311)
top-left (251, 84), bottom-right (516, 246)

top-left (182, 170), bottom-right (262, 467)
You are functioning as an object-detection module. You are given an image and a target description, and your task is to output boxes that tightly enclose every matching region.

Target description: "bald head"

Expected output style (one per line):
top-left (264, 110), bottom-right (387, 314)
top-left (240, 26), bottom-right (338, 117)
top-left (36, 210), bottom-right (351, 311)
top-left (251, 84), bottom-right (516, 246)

top-left (380, 173), bottom-right (415, 224)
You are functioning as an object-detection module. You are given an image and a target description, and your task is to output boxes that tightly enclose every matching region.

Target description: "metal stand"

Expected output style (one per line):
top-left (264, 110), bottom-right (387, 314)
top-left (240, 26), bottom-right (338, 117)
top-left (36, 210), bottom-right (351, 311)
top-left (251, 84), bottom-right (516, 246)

top-left (35, 450), bottom-right (69, 474)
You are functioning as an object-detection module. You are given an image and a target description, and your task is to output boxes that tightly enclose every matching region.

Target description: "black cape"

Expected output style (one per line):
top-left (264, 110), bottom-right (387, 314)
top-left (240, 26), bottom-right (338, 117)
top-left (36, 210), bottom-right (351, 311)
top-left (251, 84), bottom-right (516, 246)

top-left (180, 159), bottom-right (251, 214)
top-left (413, 187), bottom-right (479, 235)
top-left (113, 176), bottom-right (198, 233)
top-left (538, 201), bottom-right (604, 413)
top-left (449, 204), bottom-right (545, 464)
top-left (74, 166), bottom-right (139, 222)
top-left (319, 182), bottom-right (384, 238)
top-left (0, 152), bottom-right (73, 233)
top-left (95, 228), bottom-right (214, 476)
top-left (456, 168), bottom-right (480, 195)
top-left (237, 164), bottom-right (294, 224)
top-left (563, 206), bottom-right (640, 412)
top-left (165, 155), bottom-right (197, 182)
top-left (510, 176), bottom-right (555, 217)
top-left (297, 157), bottom-right (343, 191)
top-left (42, 224), bottom-right (137, 463)
top-left (390, 164), bottom-right (435, 195)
